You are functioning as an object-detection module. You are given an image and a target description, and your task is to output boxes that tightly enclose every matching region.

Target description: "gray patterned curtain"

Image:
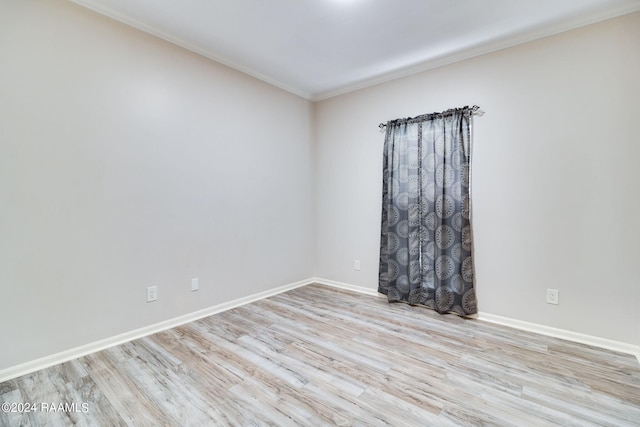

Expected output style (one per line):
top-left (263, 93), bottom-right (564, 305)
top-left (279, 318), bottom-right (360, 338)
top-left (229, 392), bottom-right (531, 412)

top-left (378, 106), bottom-right (477, 316)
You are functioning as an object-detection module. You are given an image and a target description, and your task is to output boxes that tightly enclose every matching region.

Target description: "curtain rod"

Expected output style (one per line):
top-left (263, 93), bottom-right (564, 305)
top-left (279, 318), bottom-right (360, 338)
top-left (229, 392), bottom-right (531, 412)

top-left (378, 105), bottom-right (482, 129)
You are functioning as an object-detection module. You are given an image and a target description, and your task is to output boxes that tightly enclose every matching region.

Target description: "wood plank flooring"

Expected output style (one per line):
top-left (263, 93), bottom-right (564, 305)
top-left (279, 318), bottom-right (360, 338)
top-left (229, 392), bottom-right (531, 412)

top-left (1, 284), bottom-right (639, 426)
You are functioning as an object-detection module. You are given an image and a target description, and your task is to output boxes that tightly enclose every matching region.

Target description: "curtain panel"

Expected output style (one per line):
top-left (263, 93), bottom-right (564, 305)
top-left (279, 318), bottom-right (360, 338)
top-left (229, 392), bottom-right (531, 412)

top-left (378, 106), bottom-right (477, 316)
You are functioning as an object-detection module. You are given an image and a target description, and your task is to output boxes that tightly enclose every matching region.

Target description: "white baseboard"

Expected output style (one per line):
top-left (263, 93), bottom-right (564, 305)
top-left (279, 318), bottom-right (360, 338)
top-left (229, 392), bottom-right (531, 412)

top-left (2, 277), bottom-right (638, 383)
top-left (0, 278), bottom-right (314, 383)
top-left (478, 312), bottom-right (640, 363)
top-left (311, 277), bottom-right (381, 297)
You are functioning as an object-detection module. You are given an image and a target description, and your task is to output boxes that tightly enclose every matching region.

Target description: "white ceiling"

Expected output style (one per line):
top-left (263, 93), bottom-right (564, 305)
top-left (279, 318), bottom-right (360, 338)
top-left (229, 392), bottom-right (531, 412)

top-left (70, 0), bottom-right (640, 100)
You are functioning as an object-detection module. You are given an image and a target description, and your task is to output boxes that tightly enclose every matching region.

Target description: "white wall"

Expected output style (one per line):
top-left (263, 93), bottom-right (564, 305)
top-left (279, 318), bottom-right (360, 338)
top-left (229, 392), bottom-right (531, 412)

top-left (315, 12), bottom-right (640, 345)
top-left (0, 0), bottom-right (315, 370)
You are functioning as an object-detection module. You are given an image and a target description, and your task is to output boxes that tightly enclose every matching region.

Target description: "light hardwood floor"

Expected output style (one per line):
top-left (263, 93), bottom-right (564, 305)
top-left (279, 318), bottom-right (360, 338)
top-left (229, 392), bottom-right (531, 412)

top-left (1, 284), bottom-right (639, 426)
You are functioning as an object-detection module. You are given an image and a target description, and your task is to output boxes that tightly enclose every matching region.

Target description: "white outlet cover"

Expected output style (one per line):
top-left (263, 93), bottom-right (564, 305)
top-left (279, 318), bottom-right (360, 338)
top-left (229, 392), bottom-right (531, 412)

top-left (191, 278), bottom-right (199, 291)
top-left (147, 286), bottom-right (158, 302)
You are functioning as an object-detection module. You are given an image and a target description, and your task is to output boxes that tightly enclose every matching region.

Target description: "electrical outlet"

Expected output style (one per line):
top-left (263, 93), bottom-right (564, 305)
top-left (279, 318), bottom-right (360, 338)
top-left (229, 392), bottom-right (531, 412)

top-left (546, 289), bottom-right (559, 305)
top-left (191, 278), bottom-right (199, 292)
top-left (354, 259), bottom-right (361, 271)
top-left (147, 286), bottom-right (158, 302)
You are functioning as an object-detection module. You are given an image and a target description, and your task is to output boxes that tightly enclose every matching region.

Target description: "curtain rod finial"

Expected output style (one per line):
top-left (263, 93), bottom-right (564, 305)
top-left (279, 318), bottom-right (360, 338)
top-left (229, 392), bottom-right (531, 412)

top-left (471, 105), bottom-right (484, 116)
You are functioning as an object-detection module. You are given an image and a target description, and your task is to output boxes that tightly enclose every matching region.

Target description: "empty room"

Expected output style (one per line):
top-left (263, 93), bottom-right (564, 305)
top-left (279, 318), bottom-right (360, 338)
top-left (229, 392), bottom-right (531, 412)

top-left (1, 0), bottom-right (639, 425)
